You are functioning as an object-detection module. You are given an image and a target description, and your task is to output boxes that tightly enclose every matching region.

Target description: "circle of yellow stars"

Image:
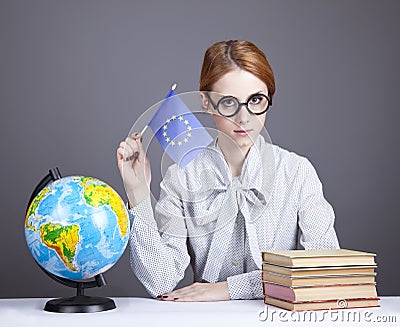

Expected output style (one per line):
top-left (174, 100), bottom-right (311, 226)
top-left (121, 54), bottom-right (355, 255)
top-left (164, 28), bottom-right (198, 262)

top-left (162, 115), bottom-right (192, 146)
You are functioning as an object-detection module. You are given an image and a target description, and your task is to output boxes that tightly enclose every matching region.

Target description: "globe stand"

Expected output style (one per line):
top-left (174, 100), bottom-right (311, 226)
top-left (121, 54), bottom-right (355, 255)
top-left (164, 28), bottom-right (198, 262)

top-left (43, 273), bottom-right (116, 313)
top-left (27, 168), bottom-right (116, 313)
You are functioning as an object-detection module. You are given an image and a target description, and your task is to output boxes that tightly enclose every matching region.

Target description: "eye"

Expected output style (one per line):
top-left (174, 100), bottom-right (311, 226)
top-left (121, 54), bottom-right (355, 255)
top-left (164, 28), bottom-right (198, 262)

top-left (248, 95), bottom-right (263, 105)
top-left (220, 97), bottom-right (237, 107)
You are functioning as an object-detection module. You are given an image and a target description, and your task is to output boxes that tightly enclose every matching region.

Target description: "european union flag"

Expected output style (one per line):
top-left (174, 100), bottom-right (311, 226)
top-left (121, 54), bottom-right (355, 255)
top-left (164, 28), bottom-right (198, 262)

top-left (147, 88), bottom-right (213, 168)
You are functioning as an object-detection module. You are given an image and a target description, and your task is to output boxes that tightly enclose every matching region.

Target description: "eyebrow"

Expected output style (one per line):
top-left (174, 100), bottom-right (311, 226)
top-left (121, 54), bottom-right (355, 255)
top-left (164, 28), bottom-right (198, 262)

top-left (239, 90), bottom-right (268, 102)
top-left (246, 90), bottom-right (266, 98)
top-left (212, 90), bottom-right (266, 98)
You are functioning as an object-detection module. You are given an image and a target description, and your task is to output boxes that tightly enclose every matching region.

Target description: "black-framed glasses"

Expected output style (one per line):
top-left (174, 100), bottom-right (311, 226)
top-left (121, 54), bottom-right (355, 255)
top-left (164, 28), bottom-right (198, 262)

top-left (206, 92), bottom-right (271, 117)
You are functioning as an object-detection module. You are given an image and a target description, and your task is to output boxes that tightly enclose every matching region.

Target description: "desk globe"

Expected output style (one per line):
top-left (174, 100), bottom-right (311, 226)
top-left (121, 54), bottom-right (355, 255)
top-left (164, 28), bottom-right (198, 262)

top-left (25, 168), bottom-right (130, 313)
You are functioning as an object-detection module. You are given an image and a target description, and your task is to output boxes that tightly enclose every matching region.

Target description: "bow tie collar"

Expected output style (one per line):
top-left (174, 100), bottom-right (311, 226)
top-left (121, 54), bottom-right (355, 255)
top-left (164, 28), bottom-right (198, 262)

top-left (185, 136), bottom-right (274, 227)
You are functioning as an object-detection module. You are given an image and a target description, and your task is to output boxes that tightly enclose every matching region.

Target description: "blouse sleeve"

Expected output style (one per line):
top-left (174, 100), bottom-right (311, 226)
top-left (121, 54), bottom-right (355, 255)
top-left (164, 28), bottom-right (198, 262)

top-left (128, 166), bottom-right (190, 298)
top-left (297, 158), bottom-right (340, 250)
top-left (226, 270), bottom-right (263, 300)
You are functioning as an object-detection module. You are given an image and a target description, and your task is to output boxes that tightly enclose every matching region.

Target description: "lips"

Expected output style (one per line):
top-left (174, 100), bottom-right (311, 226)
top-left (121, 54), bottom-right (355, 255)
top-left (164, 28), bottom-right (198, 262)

top-left (233, 129), bottom-right (253, 135)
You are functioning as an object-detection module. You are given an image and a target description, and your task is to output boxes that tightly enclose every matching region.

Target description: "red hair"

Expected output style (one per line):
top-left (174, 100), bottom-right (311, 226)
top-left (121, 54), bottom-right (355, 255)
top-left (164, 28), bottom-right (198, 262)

top-left (199, 40), bottom-right (275, 100)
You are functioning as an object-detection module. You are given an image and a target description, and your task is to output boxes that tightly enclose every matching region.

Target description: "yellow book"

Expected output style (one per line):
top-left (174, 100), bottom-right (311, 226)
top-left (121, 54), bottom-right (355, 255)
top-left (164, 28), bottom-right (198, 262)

top-left (262, 271), bottom-right (377, 287)
top-left (262, 263), bottom-right (377, 277)
top-left (264, 296), bottom-right (380, 311)
top-left (262, 249), bottom-right (376, 268)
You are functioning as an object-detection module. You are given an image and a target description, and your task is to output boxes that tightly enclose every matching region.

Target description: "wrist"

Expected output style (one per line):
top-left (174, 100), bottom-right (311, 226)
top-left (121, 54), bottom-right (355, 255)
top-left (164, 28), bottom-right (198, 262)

top-left (216, 281), bottom-right (231, 301)
top-left (126, 186), bottom-right (150, 208)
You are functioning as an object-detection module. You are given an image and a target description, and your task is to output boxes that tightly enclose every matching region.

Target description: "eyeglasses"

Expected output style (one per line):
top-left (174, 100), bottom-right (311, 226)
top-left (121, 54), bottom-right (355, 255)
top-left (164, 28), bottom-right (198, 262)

top-left (206, 92), bottom-right (271, 117)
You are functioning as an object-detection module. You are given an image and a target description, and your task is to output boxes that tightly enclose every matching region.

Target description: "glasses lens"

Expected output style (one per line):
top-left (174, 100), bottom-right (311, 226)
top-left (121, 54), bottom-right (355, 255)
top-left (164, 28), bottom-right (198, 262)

top-left (217, 96), bottom-right (239, 116)
top-left (247, 94), bottom-right (269, 113)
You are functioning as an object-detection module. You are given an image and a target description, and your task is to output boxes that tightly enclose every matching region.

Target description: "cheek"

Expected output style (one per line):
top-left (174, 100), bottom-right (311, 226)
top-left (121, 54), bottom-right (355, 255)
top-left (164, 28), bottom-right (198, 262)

top-left (258, 115), bottom-right (266, 126)
top-left (213, 115), bottom-right (235, 132)
top-left (213, 114), bottom-right (267, 133)
top-left (253, 114), bottom-right (266, 130)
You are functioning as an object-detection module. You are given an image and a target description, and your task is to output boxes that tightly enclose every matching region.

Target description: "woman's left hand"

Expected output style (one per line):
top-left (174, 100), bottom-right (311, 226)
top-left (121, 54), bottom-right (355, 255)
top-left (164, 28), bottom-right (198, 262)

top-left (157, 281), bottom-right (231, 302)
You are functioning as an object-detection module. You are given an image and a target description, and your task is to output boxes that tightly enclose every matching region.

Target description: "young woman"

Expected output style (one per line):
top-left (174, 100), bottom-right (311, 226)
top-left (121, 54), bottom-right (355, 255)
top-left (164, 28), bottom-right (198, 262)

top-left (116, 40), bottom-right (339, 302)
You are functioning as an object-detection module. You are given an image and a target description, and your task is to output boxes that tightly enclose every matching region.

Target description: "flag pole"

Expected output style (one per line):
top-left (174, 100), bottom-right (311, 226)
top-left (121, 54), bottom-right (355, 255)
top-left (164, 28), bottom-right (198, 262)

top-left (140, 83), bottom-right (177, 136)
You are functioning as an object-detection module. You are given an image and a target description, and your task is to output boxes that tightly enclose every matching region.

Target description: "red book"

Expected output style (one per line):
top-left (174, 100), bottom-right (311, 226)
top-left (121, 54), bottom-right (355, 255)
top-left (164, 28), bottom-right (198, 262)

top-left (263, 282), bottom-right (377, 302)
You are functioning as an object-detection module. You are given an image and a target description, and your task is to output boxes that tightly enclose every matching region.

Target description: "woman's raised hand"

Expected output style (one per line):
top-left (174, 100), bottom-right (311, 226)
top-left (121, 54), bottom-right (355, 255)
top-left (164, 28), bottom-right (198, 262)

top-left (117, 133), bottom-right (151, 207)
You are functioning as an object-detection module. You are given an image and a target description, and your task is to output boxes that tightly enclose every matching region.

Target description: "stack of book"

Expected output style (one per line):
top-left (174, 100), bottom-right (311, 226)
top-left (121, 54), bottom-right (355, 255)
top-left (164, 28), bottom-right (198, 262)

top-left (261, 249), bottom-right (379, 311)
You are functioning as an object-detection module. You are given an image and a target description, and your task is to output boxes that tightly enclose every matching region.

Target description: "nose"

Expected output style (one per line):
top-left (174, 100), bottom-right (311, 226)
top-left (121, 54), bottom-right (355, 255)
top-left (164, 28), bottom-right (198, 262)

top-left (235, 104), bottom-right (251, 124)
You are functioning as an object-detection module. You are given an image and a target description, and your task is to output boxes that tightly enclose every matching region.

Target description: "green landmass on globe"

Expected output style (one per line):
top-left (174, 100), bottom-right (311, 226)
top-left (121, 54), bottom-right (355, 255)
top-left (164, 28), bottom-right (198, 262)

top-left (40, 222), bottom-right (80, 272)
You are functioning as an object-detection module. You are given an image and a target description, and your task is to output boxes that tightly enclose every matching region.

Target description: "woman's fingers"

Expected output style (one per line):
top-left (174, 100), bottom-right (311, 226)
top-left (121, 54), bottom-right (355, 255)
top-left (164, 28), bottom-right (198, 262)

top-left (125, 134), bottom-right (142, 159)
top-left (131, 132), bottom-right (145, 158)
top-left (117, 141), bottom-right (133, 162)
top-left (132, 132), bottom-right (141, 140)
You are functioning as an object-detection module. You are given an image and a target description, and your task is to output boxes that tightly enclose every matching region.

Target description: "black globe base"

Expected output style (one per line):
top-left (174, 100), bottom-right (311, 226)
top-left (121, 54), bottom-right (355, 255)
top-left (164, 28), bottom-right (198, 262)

top-left (44, 295), bottom-right (116, 313)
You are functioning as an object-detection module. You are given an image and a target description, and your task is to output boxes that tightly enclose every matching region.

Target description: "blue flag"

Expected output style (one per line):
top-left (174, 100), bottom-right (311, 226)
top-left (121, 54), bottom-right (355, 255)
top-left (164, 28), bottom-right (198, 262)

top-left (147, 89), bottom-right (213, 168)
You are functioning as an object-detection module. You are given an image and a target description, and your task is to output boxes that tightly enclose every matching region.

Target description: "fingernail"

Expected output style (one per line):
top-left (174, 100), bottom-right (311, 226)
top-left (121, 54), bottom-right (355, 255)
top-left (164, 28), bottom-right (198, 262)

top-left (162, 295), bottom-right (168, 298)
top-left (134, 132), bottom-right (140, 137)
top-left (134, 151), bottom-right (139, 158)
top-left (173, 297), bottom-right (179, 300)
top-left (156, 295), bottom-right (161, 298)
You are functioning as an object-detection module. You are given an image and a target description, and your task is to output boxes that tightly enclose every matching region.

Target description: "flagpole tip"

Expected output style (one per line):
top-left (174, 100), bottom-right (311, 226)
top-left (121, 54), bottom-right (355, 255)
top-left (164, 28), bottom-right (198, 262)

top-left (140, 125), bottom-right (148, 135)
top-left (171, 83), bottom-right (177, 91)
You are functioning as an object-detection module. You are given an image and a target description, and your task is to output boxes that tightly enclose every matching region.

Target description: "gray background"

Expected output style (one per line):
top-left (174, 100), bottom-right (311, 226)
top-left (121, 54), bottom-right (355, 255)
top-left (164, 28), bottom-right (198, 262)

top-left (1, 0), bottom-right (399, 298)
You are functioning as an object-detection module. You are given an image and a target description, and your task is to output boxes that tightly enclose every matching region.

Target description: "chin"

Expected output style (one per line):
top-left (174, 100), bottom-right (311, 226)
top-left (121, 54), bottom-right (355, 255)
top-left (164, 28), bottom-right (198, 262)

top-left (234, 136), bottom-right (254, 150)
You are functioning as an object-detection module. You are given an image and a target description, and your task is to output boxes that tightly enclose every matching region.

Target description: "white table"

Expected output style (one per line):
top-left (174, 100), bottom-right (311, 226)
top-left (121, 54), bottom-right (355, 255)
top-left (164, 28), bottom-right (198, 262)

top-left (0, 297), bottom-right (399, 327)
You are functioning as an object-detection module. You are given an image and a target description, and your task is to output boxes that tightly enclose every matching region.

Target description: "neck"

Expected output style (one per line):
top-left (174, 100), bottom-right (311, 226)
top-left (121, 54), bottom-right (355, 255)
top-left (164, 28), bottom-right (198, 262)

top-left (217, 134), bottom-right (252, 177)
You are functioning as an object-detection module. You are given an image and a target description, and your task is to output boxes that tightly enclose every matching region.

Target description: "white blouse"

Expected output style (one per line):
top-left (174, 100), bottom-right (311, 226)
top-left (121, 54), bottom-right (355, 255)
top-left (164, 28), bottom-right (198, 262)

top-left (128, 136), bottom-right (340, 299)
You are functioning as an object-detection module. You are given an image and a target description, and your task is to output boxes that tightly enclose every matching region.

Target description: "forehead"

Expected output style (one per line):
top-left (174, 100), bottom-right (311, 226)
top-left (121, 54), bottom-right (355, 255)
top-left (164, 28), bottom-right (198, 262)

top-left (211, 69), bottom-right (268, 99)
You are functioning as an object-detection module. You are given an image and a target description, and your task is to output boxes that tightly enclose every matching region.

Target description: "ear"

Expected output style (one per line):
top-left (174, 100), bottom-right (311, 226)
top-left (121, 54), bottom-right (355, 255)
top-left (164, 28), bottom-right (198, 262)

top-left (199, 92), bottom-right (211, 112)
